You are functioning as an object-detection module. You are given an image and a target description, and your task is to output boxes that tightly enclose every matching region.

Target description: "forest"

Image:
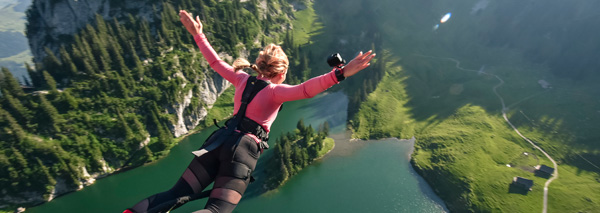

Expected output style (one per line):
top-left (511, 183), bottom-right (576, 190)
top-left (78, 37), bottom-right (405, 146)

top-left (0, 0), bottom-right (391, 210)
top-left (0, 0), bottom-right (320, 207)
top-left (264, 119), bottom-right (333, 190)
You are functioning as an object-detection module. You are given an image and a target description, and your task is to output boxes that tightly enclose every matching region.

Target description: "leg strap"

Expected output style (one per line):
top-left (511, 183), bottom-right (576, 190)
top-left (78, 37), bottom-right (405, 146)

top-left (224, 161), bottom-right (252, 181)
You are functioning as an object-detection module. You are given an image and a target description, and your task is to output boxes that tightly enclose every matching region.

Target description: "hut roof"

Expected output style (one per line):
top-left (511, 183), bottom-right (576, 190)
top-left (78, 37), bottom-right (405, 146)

top-left (513, 176), bottom-right (533, 190)
top-left (538, 165), bottom-right (554, 174)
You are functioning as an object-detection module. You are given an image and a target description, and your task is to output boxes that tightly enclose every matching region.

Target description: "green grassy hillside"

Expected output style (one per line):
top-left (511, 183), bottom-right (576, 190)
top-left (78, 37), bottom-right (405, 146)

top-left (0, 0), bottom-right (32, 79)
top-left (342, 0), bottom-right (600, 211)
top-left (351, 50), bottom-right (600, 212)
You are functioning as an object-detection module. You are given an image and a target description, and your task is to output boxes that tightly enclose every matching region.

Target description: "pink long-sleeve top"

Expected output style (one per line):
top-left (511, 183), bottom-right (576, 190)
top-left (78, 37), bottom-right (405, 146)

top-left (194, 33), bottom-right (339, 133)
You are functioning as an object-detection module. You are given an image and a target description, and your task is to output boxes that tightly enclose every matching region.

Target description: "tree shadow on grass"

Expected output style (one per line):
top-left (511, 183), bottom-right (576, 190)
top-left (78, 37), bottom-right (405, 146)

top-left (564, 152), bottom-right (600, 175)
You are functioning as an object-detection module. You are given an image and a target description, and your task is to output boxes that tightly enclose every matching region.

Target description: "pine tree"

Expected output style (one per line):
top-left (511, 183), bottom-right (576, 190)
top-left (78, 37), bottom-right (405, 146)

top-left (85, 135), bottom-right (104, 172)
top-left (107, 37), bottom-right (127, 75)
top-left (59, 46), bottom-right (78, 76)
top-left (22, 76), bottom-right (31, 87)
top-left (82, 59), bottom-right (96, 75)
top-left (117, 112), bottom-right (134, 141)
top-left (300, 53), bottom-right (310, 81)
top-left (278, 158), bottom-right (289, 182)
top-left (303, 124), bottom-right (314, 145)
top-left (1, 67), bottom-right (25, 97)
top-left (296, 119), bottom-right (305, 133)
top-left (42, 71), bottom-right (58, 94)
top-left (25, 63), bottom-right (42, 88)
top-left (61, 90), bottom-right (78, 110)
top-left (78, 36), bottom-right (99, 71)
top-left (137, 34), bottom-right (151, 58)
top-left (10, 147), bottom-right (30, 175)
top-left (1, 89), bottom-right (30, 126)
top-left (130, 114), bottom-right (146, 133)
top-left (112, 17), bottom-right (130, 51)
top-left (95, 14), bottom-right (109, 38)
top-left (141, 146), bottom-right (154, 162)
top-left (314, 135), bottom-right (324, 151)
top-left (147, 103), bottom-right (172, 150)
top-left (130, 42), bottom-right (145, 79)
top-left (35, 157), bottom-right (56, 187)
top-left (320, 122), bottom-right (330, 137)
top-left (37, 94), bottom-right (62, 134)
top-left (43, 47), bottom-right (62, 78)
top-left (87, 24), bottom-right (112, 72)
top-left (0, 108), bottom-right (26, 143)
top-left (308, 143), bottom-right (319, 159)
top-left (127, 14), bottom-right (138, 30)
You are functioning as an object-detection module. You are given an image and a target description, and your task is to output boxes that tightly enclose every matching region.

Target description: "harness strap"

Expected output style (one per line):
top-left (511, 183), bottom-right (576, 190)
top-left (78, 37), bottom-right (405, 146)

top-left (192, 76), bottom-right (269, 157)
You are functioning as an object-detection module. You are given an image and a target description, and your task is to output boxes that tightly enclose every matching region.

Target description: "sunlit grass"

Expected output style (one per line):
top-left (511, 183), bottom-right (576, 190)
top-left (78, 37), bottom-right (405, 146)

top-left (0, 3), bottom-right (26, 32)
top-left (317, 137), bottom-right (334, 157)
top-left (290, 2), bottom-right (323, 46)
top-left (351, 47), bottom-right (600, 212)
top-left (0, 49), bottom-right (32, 63)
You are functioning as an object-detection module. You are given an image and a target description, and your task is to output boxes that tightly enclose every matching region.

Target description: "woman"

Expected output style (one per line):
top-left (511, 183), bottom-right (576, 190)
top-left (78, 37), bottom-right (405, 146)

top-left (124, 10), bottom-right (375, 213)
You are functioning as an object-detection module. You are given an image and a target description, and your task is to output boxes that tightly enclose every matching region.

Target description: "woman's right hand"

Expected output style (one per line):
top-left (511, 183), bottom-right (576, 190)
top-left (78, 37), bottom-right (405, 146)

top-left (342, 50), bottom-right (376, 78)
top-left (179, 10), bottom-right (202, 36)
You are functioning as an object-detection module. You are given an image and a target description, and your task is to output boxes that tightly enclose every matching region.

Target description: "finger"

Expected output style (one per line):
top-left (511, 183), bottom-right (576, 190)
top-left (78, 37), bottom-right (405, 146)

top-left (367, 53), bottom-right (376, 61)
top-left (196, 16), bottom-right (201, 24)
top-left (181, 11), bottom-right (190, 20)
top-left (356, 51), bottom-right (363, 59)
top-left (183, 11), bottom-right (193, 19)
top-left (361, 50), bottom-right (373, 60)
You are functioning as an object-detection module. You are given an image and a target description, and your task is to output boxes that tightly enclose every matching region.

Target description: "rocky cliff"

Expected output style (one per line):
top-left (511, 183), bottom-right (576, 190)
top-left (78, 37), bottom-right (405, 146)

top-left (26, 0), bottom-right (155, 63)
top-left (26, 0), bottom-right (232, 138)
top-left (168, 69), bottom-right (230, 138)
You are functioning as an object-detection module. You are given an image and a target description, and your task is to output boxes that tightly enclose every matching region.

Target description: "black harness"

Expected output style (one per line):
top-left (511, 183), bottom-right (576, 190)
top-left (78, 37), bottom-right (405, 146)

top-left (192, 76), bottom-right (270, 157)
top-left (148, 77), bottom-right (274, 212)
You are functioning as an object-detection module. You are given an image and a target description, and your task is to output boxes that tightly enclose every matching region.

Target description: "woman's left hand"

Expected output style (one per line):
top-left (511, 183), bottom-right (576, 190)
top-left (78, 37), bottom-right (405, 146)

top-left (179, 10), bottom-right (202, 36)
top-left (343, 50), bottom-right (376, 78)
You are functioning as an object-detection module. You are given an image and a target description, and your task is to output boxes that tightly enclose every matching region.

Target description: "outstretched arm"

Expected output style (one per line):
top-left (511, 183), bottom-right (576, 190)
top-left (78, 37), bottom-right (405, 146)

top-left (273, 51), bottom-right (376, 103)
top-left (179, 10), bottom-right (246, 86)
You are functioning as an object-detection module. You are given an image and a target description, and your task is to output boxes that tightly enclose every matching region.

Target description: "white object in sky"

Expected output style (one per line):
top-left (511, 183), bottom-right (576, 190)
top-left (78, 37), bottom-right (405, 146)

top-left (433, 24), bottom-right (440, 30)
top-left (441, 13), bottom-right (452, 23)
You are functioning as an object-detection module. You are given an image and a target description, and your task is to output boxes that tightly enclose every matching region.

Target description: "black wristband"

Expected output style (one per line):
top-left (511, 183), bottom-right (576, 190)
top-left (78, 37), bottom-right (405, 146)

top-left (334, 67), bottom-right (345, 82)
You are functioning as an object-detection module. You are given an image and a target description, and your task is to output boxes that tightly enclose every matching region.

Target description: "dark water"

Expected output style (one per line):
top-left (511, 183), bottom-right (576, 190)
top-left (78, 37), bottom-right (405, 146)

top-left (28, 91), bottom-right (446, 212)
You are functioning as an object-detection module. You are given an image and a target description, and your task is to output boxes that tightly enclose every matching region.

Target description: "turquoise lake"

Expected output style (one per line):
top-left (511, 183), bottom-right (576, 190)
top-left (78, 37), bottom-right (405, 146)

top-left (29, 91), bottom-right (447, 212)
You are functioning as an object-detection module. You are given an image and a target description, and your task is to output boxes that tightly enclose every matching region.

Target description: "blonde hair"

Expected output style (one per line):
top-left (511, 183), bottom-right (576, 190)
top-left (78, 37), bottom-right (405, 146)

top-left (233, 44), bottom-right (289, 79)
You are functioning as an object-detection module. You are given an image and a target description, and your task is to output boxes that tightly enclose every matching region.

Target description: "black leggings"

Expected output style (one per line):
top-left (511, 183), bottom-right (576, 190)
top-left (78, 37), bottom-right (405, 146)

top-left (127, 129), bottom-right (261, 213)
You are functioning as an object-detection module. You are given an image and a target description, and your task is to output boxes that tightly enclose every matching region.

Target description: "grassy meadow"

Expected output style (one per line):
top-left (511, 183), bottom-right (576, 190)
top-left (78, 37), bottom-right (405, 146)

top-left (330, 0), bottom-right (600, 211)
top-left (0, 0), bottom-right (32, 79)
top-left (351, 47), bottom-right (600, 211)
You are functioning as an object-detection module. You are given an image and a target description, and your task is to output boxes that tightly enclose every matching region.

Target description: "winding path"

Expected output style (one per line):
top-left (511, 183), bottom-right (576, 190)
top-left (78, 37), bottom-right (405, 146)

top-left (413, 54), bottom-right (558, 213)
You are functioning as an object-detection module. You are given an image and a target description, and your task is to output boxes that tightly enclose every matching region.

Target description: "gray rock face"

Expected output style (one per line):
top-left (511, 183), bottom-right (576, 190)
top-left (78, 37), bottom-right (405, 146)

top-left (168, 69), bottom-right (231, 138)
top-left (27, 0), bottom-right (155, 62)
